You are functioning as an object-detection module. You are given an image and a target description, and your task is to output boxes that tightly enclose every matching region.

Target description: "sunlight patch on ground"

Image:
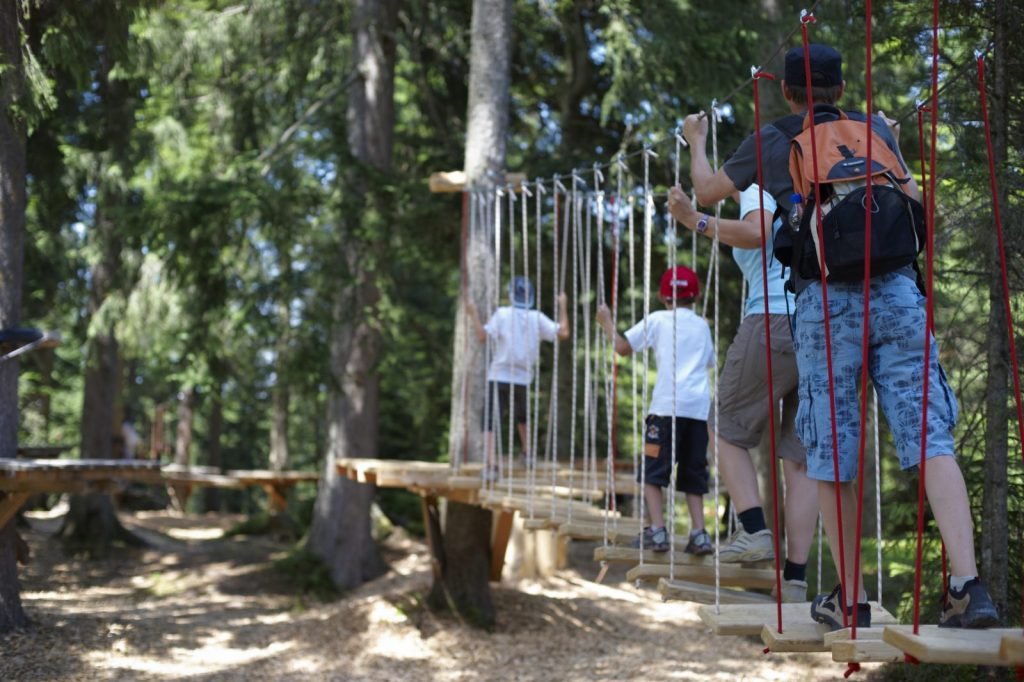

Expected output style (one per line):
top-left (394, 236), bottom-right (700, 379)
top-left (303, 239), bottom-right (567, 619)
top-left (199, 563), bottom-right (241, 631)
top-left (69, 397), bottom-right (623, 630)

top-left (86, 640), bottom-right (293, 677)
top-left (164, 526), bottom-right (225, 540)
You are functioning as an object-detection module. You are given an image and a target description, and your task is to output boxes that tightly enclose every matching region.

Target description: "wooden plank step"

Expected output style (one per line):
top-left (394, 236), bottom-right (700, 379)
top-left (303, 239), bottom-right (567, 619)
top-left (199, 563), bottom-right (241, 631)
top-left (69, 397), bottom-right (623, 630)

top-left (824, 628), bottom-right (903, 663)
top-left (761, 606), bottom-right (897, 655)
top-left (625, 561), bottom-right (776, 588)
top-left (594, 545), bottom-right (710, 566)
top-left (762, 604), bottom-right (900, 653)
top-left (659, 578), bottom-right (773, 605)
top-left (1000, 635), bottom-right (1024, 664)
top-left (883, 625), bottom-right (1021, 666)
top-left (699, 602), bottom-right (895, 637)
top-left (556, 520), bottom-right (645, 541)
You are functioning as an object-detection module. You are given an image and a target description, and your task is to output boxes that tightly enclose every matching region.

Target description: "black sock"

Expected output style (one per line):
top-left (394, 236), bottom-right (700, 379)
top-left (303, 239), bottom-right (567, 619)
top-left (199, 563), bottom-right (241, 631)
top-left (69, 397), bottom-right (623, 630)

top-left (737, 507), bottom-right (767, 534)
top-left (783, 560), bottom-right (806, 582)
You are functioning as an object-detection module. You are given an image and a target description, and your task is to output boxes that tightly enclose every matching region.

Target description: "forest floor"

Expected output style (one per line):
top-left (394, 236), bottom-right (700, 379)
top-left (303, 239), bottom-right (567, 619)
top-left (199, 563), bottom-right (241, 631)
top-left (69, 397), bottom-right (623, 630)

top-left (0, 509), bottom-right (878, 681)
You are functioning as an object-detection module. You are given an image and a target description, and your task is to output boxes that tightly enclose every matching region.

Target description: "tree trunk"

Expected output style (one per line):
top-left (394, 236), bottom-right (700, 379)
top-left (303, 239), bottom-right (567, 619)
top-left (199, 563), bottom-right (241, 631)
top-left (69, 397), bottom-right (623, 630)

top-left (269, 257), bottom-right (291, 472)
top-left (437, 0), bottom-right (512, 629)
top-left (427, 501), bottom-right (494, 628)
top-left (0, 0), bottom-right (29, 634)
top-left (203, 383), bottom-right (225, 511)
top-left (62, 37), bottom-right (142, 552)
top-left (174, 387), bottom-right (195, 467)
top-left (980, 0), bottom-right (1010, 622)
top-left (150, 403), bottom-right (167, 460)
top-left (305, 0), bottom-right (396, 591)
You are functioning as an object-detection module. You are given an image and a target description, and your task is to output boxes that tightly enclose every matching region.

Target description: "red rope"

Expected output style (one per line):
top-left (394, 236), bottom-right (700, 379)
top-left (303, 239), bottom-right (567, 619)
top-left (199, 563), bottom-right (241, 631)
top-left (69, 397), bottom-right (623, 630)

top-left (801, 13), bottom-right (849, 630)
top-left (911, 0), bottom-right (941, 636)
top-left (752, 67), bottom-right (783, 634)
top-left (851, 0), bottom-right (875, 640)
top-left (977, 51), bottom-right (1024, 634)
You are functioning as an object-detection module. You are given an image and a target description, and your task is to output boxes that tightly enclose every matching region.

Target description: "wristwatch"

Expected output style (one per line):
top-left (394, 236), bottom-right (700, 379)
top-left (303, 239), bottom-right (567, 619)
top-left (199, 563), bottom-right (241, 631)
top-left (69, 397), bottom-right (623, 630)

top-left (696, 213), bottom-right (709, 234)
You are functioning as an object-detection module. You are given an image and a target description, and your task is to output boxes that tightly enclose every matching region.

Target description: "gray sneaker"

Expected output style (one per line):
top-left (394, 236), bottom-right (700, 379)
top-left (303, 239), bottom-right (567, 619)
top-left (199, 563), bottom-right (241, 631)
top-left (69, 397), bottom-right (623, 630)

top-left (685, 529), bottom-right (714, 555)
top-left (772, 578), bottom-right (809, 603)
top-left (717, 528), bottom-right (775, 563)
top-left (939, 578), bottom-right (999, 628)
top-left (632, 526), bottom-right (670, 552)
top-left (811, 584), bottom-right (870, 631)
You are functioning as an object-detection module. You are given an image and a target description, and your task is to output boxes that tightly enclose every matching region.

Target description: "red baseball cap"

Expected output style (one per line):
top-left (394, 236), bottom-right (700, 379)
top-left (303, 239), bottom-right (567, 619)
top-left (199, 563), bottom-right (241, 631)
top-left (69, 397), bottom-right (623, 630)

top-left (659, 266), bottom-right (699, 300)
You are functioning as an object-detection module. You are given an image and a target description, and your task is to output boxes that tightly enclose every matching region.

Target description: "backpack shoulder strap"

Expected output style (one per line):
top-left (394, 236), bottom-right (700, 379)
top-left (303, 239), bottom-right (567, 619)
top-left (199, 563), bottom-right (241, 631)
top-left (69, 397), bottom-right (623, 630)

top-left (771, 114), bottom-right (804, 141)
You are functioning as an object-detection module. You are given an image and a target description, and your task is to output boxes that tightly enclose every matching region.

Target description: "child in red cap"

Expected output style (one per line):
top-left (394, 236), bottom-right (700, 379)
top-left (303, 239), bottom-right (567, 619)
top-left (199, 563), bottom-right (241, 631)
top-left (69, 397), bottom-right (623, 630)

top-left (597, 266), bottom-right (715, 554)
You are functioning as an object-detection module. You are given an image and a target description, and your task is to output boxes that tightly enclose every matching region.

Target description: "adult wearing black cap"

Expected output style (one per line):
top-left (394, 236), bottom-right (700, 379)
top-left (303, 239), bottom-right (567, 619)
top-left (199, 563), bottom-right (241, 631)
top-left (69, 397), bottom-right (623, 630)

top-left (678, 44), bottom-right (998, 631)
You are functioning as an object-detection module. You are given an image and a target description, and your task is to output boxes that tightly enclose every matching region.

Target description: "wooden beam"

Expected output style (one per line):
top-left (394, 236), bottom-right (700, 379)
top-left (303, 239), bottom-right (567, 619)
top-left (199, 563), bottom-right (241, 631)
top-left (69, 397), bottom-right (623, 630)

top-left (0, 492), bottom-right (30, 529)
top-left (1000, 635), bottom-right (1024, 664)
top-left (700, 601), bottom-right (895, 638)
top-left (761, 604), bottom-right (899, 653)
top-left (429, 170), bottom-right (527, 193)
top-left (658, 578), bottom-right (773, 605)
top-left (489, 510), bottom-right (515, 583)
top-left (883, 625), bottom-right (1021, 666)
top-left (824, 628), bottom-right (903, 664)
top-left (625, 561), bottom-right (777, 589)
top-left (594, 545), bottom-right (710, 566)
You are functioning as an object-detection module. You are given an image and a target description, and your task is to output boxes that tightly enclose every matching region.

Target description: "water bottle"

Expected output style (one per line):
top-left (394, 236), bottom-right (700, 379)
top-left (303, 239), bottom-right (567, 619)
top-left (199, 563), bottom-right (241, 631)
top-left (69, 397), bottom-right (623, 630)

top-left (788, 193), bottom-right (803, 232)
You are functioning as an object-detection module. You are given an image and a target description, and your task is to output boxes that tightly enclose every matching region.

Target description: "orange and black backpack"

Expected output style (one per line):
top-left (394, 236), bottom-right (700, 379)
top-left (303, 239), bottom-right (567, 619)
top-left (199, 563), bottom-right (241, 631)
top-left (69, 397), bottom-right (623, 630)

top-left (771, 105), bottom-right (926, 284)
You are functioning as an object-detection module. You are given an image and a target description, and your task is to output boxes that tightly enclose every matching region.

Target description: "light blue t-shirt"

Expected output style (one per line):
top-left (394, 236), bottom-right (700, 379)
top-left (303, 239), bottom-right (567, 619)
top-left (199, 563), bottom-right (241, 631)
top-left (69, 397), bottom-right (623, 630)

top-left (732, 185), bottom-right (796, 317)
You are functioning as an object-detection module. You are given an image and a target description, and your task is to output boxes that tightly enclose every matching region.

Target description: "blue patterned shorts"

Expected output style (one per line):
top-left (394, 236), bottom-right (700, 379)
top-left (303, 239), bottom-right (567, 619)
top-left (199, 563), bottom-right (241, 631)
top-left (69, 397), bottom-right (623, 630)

top-left (793, 271), bottom-right (958, 482)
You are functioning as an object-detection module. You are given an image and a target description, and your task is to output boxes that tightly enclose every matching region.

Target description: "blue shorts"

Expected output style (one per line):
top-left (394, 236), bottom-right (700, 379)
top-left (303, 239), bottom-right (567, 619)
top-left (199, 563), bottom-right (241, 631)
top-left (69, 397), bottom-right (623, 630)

top-left (793, 271), bottom-right (958, 482)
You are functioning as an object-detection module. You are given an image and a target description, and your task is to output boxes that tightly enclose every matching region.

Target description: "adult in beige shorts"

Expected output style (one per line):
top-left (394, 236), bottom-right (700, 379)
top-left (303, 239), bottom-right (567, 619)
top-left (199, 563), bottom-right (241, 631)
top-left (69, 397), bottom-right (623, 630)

top-left (669, 182), bottom-right (819, 602)
top-left (711, 313), bottom-right (802, 462)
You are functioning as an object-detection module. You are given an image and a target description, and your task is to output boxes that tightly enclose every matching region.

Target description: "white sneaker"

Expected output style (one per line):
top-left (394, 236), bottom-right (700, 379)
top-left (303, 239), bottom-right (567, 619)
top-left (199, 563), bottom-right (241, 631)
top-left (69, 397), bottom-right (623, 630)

top-left (772, 578), bottom-right (809, 603)
top-left (717, 529), bottom-right (775, 563)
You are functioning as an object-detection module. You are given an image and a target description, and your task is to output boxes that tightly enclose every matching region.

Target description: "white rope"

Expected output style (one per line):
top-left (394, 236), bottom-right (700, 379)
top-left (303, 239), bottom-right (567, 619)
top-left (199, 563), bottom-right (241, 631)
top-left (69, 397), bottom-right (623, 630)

top-left (507, 189), bottom-right (518, 496)
top-left (668, 131), bottom-right (682, 580)
top-left (529, 180), bottom-right (545, 519)
top-left (581, 183), bottom-right (595, 505)
top-left (873, 385), bottom-right (883, 607)
top-left (603, 161), bottom-right (621, 547)
top-left (638, 146), bottom-right (655, 580)
top-left (817, 512), bottom-right (823, 594)
top-left (549, 176), bottom-right (571, 520)
top-left (627, 192), bottom-right (640, 526)
top-left (710, 100), bottom-right (723, 612)
top-left (520, 181), bottom-right (535, 517)
top-left (567, 174), bottom-right (582, 524)
top-left (489, 189), bottom-right (503, 491)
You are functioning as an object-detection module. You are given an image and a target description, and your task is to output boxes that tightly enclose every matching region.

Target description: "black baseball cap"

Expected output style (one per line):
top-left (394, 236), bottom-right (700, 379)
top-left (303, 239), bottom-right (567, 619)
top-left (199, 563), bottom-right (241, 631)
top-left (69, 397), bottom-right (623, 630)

top-left (784, 44), bottom-right (843, 87)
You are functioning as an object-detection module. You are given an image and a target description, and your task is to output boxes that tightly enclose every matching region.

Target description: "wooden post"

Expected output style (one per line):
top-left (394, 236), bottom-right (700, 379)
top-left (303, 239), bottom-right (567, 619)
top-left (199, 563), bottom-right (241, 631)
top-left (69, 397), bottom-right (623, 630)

top-left (262, 482), bottom-right (289, 513)
top-left (489, 509), bottom-right (515, 582)
top-left (421, 494), bottom-right (443, 580)
top-left (0, 492), bottom-right (29, 529)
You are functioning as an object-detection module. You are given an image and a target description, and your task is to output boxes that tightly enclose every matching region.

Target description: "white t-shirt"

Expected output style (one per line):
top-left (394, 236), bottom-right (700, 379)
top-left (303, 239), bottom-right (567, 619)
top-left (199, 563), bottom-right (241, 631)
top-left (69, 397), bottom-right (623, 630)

top-left (624, 308), bottom-right (714, 419)
top-left (732, 185), bottom-right (796, 316)
top-left (485, 307), bottom-right (560, 385)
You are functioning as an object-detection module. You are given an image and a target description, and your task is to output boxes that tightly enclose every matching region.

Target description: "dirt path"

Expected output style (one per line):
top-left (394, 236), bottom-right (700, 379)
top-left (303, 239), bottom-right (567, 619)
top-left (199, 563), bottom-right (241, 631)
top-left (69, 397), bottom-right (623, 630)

top-left (1, 511), bottom-right (865, 681)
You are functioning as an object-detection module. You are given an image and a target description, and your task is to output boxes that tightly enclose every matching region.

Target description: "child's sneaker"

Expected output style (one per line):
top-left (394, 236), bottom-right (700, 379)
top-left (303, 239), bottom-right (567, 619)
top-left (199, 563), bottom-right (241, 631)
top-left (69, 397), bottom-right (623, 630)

top-left (481, 465), bottom-right (501, 483)
top-left (632, 526), bottom-right (670, 552)
top-left (938, 578), bottom-right (999, 628)
top-left (810, 584), bottom-right (871, 631)
top-left (718, 528), bottom-right (774, 563)
top-left (685, 529), bottom-right (714, 555)
top-left (772, 578), bottom-right (809, 603)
